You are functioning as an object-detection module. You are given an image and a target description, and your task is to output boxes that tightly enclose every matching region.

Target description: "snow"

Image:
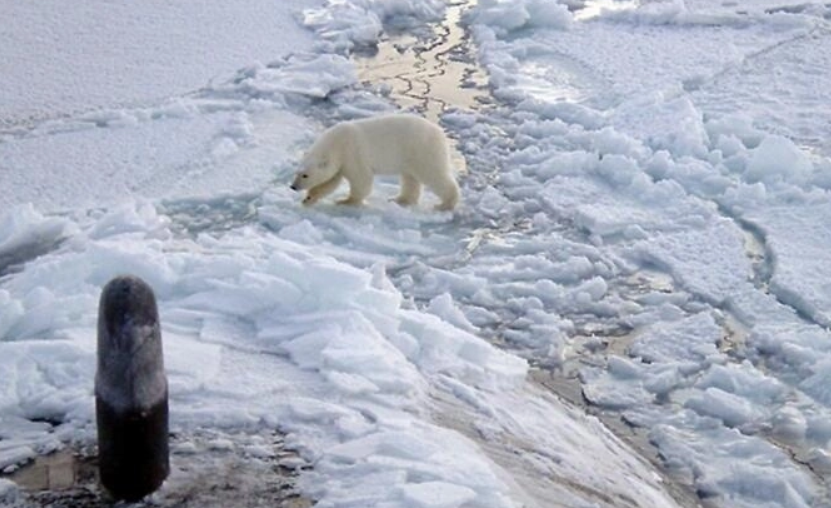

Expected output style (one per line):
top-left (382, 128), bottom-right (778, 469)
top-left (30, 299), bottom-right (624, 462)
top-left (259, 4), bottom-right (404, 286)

top-left (0, 0), bottom-right (319, 128)
top-left (301, 0), bottom-right (447, 52)
top-left (467, 0), bottom-right (573, 34)
top-left (3, 0), bottom-right (831, 507)
top-left (745, 134), bottom-right (815, 184)
top-left (0, 478), bottom-right (20, 503)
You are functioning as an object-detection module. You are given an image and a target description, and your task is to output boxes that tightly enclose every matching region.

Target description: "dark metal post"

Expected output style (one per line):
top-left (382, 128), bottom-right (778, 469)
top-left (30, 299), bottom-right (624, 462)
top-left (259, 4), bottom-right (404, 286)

top-left (96, 276), bottom-right (169, 501)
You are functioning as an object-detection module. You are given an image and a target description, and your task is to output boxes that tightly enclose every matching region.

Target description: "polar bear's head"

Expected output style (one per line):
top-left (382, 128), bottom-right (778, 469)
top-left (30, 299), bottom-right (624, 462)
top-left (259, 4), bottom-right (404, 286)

top-left (290, 127), bottom-right (343, 191)
top-left (291, 154), bottom-right (335, 190)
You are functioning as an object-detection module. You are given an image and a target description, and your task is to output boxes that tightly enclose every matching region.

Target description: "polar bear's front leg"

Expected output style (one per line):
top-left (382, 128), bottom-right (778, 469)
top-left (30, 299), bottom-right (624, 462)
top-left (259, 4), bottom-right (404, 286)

top-left (336, 172), bottom-right (372, 206)
top-left (303, 173), bottom-right (344, 206)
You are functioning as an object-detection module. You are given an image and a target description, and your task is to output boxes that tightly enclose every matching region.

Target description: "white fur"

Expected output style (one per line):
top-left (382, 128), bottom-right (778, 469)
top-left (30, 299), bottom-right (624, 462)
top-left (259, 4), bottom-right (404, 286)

top-left (291, 114), bottom-right (460, 211)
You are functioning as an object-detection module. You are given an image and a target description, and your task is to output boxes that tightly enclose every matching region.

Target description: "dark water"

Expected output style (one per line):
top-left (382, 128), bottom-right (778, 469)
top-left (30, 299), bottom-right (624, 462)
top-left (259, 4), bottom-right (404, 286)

top-left (6, 430), bottom-right (311, 508)
top-left (0, 237), bottom-right (65, 279)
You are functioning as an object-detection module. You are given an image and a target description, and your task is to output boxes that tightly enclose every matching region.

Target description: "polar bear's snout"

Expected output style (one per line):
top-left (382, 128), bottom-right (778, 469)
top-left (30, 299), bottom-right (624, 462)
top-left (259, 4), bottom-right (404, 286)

top-left (290, 172), bottom-right (312, 191)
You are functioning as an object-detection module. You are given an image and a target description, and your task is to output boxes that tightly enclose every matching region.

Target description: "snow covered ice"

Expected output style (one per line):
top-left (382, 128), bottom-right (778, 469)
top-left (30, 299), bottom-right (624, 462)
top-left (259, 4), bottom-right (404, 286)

top-left (3, 0), bottom-right (831, 507)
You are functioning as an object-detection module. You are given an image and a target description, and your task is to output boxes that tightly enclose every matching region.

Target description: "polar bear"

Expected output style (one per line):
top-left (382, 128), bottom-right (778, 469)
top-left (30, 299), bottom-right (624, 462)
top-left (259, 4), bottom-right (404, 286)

top-left (290, 114), bottom-right (460, 211)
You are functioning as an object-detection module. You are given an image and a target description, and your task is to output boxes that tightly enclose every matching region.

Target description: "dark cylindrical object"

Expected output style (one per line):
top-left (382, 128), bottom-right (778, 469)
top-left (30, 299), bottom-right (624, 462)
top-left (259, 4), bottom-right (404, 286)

top-left (96, 276), bottom-right (169, 501)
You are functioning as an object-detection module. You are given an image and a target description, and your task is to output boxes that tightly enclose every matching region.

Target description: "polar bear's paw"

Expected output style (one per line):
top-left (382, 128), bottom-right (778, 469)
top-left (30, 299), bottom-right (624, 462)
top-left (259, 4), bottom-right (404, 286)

top-left (393, 196), bottom-right (418, 207)
top-left (337, 197), bottom-right (365, 206)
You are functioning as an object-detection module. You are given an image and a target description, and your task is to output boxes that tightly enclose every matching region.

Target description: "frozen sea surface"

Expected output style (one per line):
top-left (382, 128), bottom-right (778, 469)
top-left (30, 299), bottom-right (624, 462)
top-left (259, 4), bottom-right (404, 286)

top-left (3, 0), bottom-right (831, 507)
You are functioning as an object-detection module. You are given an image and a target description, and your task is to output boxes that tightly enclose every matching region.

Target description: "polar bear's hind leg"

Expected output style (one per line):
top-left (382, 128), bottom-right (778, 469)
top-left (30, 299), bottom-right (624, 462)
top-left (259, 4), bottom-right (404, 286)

top-left (416, 151), bottom-right (459, 211)
top-left (395, 174), bottom-right (422, 206)
top-left (434, 177), bottom-right (460, 211)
